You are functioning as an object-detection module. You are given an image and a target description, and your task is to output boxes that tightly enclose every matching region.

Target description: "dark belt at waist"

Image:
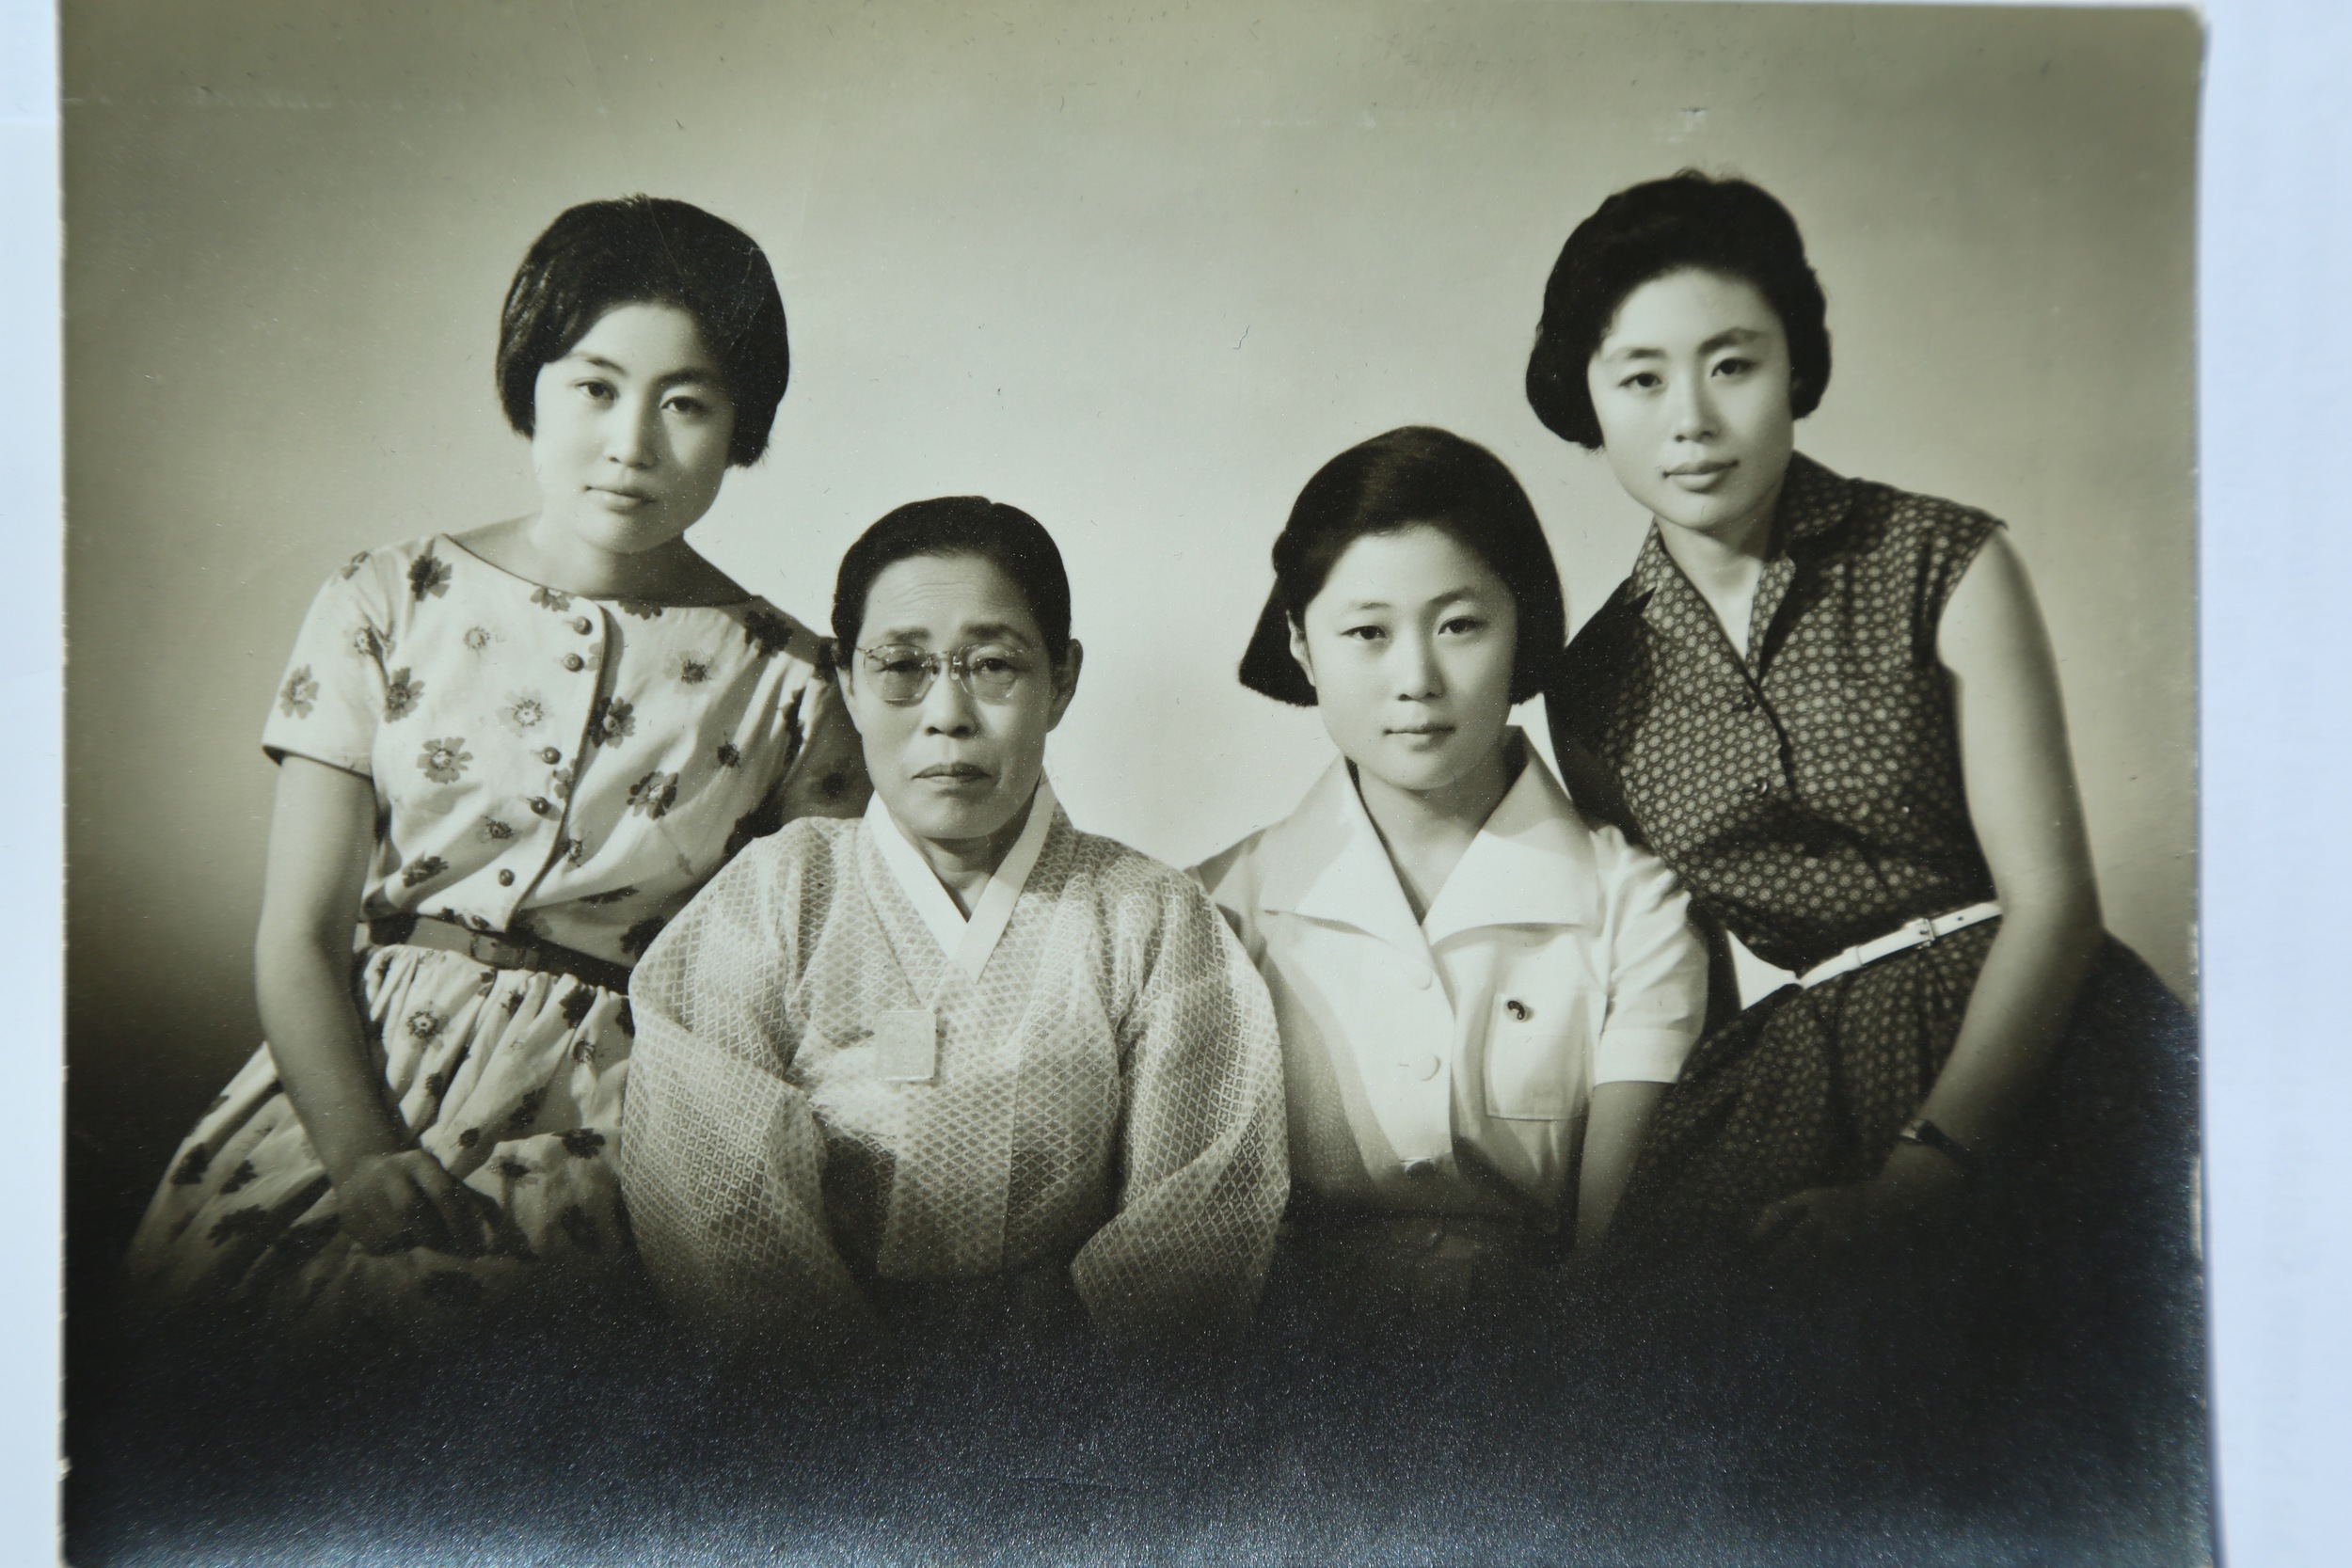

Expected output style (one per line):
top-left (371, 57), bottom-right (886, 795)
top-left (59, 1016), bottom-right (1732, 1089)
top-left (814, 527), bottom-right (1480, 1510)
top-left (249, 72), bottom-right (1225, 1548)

top-left (367, 912), bottom-right (634, 995)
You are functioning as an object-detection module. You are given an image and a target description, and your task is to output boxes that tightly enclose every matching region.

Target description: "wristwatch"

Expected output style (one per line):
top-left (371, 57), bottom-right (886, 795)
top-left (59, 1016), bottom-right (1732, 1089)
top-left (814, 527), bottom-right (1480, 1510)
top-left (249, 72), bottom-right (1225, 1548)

top-left (1896, 1116), bottom-right (1980, 1180)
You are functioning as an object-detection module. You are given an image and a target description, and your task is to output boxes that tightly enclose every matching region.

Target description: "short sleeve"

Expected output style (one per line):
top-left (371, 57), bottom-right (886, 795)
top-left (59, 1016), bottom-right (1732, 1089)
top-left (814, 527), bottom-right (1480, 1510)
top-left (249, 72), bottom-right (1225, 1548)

top-left (1592, 829), bottom-right (1710, 1085)
top-left (261, 557), bottom-right (393, 777)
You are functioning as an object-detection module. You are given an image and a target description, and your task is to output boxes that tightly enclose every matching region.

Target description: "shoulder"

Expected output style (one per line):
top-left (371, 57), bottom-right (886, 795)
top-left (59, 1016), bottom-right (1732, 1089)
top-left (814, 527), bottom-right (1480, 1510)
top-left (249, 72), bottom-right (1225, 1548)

top-left (1188, 824), bottom-right (1275, 916)
top-left (719, 598), bottom-right (831, 673)
top-left (1820, 461), bottom-right (2007, 571)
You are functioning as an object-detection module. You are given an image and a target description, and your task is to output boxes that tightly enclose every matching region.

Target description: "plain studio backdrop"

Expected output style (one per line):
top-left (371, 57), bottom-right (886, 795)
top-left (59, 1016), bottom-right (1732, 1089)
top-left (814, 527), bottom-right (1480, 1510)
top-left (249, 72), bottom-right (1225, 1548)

top-left (62, 0), bottom-right (2196, 1267)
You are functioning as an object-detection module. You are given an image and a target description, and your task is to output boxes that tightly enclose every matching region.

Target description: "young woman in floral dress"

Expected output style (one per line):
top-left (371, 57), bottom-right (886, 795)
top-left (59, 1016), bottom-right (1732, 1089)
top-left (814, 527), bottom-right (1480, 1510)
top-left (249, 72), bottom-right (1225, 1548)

top-left (121, 196), bottom-right (866, 1345)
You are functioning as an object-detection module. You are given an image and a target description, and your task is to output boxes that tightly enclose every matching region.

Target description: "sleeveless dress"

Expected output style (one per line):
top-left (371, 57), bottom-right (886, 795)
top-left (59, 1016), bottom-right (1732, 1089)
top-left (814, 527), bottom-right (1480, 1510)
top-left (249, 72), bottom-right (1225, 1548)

top-left (1549, 455), bottom-right (2200, 1367)
top-left (121, 536), bottom-right (868, 1346)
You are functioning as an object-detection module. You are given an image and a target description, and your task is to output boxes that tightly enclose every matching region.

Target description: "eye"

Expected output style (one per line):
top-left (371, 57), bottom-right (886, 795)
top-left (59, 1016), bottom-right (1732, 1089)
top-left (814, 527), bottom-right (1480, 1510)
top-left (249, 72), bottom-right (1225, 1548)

top-left (1438, 614), bottom-right (1487, 637)
top-left (873, 652), bottom-right (930, 677)
top-left (1617, 371), bottom-right (1662, 392)
top-left (967, 648), bottom-right (1025, 677)
top-left (1340, 624), bottom-right (1388, 643)
top-left (574, 378), bottom-right (616, 404)
top-left (1711, 356), bottom-right (1755, 378)
top-left (665, 390), bottom-right (723, 419)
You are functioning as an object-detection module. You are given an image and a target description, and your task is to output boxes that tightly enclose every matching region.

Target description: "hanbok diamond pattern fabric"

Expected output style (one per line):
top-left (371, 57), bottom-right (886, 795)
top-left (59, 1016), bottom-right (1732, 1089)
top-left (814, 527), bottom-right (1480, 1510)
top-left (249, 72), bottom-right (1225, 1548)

top-left (620, 806), bottom-right (1289, 1349)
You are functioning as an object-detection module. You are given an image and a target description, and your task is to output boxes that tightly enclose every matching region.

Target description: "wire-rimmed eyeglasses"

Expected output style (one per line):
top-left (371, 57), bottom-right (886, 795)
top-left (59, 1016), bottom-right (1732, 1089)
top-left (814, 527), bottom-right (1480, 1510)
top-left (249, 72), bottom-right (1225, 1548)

top-left (852, 642), bottom-right (1035, 705)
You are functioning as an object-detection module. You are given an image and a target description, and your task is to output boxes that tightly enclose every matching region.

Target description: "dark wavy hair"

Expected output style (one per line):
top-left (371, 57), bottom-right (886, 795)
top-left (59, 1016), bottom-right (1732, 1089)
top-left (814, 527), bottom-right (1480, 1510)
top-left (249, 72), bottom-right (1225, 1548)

top-left (833, 497), bottom-right (1073, 667)
top-left (496, 196), bottom-right (791, 467)
top-left (1525, 170), bottom-right (1831, 449)
top-left (1238, 426), bottom-right (1565, 708)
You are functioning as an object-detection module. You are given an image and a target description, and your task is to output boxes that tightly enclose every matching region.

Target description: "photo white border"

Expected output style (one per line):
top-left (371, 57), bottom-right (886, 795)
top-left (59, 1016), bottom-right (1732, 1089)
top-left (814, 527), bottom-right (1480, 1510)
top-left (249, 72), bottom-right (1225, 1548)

top-left (12, 1), bottom-right (2351, 1560)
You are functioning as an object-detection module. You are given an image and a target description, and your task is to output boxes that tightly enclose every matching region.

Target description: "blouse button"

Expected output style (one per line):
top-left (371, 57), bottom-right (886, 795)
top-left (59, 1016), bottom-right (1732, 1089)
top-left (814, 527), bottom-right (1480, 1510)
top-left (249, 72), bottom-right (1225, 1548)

top-left (496, 869), bottom-right (516, 887)
top-left (528, 796), bottom-right (553, 816)
top-left (1503, 998), bottom-right (1531, 1022)
top-left (562, 654), bottom-right (586, 673)
top-left (539, 747), bottom-right (561, 765)
top-left (571, 616), bottom-right (594, 635)
top-left (1750, 779), bottom-right (1772, 799)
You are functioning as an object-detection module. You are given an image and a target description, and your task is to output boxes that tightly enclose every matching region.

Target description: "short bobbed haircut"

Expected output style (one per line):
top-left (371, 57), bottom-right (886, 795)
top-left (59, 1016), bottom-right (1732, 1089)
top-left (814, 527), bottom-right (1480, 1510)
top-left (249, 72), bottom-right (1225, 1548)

top-left (833, 497), bottom-right (1074, 667)
top-left (1525, 170), bottom-right (1832, 450)
top-left (1238, 426), bottom-right (1565, 708)
top-left (497, 195), bottom-right (790, 467)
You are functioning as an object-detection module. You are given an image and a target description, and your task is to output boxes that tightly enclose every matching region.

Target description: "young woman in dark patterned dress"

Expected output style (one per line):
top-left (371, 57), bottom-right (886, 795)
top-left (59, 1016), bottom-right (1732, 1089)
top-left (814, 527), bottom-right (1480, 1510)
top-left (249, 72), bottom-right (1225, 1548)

top-left (1525, 173), bottom-right (2199, 1437)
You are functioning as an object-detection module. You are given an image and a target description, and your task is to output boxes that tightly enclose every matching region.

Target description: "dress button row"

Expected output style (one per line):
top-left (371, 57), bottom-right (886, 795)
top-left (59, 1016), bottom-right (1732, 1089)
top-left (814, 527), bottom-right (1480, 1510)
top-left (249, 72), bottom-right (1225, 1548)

top-left (562, 654), bottom-right (585, 673)
top-left (571, 615), bottom-right (595, 635)
top-left (528, 796), bottom-right (553, 816)
top-left (497, 869), bottom-right (516, 887)
top-left (539, 747), bottom-right (561, 765)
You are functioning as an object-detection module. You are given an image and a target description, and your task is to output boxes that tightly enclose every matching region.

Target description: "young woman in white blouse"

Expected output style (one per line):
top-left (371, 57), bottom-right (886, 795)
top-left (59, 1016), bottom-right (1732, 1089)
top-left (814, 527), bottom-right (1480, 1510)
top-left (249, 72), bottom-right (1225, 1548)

top-left (1196, 425), bottom-right (1709, 1314)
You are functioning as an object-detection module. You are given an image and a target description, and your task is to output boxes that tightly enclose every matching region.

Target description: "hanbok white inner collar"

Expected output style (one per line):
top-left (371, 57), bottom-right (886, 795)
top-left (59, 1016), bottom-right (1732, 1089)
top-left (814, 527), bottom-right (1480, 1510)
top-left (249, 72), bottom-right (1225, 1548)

top-left (866, 775), bottom-right (1059, 981)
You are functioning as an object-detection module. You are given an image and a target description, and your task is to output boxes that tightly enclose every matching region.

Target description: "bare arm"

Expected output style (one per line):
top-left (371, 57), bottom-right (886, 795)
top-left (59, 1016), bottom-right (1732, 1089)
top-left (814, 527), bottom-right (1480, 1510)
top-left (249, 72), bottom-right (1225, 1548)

top-left (255, 756), bottom-right (485, 1253)
top-left (1576, 1080), bottom-right (1666, 1250)
top-left (1759, 532), bottom-right (2102, 1243)
top-left (1893, 530), bottom-right (2104, 1182)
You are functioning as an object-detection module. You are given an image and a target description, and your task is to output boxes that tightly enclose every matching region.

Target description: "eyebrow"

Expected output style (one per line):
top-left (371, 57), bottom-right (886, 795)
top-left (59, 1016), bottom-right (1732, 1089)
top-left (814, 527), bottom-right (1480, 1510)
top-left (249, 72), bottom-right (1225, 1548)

top-left (565, 352), bottom-right (723, 388)
top-left (1336, 586), bottom-right (1491, 614)
top-left (867, 620), bottom-right (1036, 646)
top-left (1599, 325), bottom-right (1767, 362)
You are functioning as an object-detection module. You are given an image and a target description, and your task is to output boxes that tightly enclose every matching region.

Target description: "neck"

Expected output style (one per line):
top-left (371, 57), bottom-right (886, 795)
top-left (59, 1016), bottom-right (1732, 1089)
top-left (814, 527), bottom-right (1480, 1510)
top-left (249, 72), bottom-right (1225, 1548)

top-left (911, 787), bottom-right (1039, 917)
top-left (511, 514), bottom-right (704, 601)
top-left (1353, 736), bottom-right (1519, 921)
top-left (1651, 474), bottom-right (1785, 595)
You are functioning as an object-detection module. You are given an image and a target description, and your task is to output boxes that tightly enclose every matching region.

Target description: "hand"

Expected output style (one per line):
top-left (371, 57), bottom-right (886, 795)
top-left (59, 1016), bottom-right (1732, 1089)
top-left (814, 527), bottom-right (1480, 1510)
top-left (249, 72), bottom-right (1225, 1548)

top-left (1751, 1160), bottom-right (1965, 1260)
top-left (333, 1147), bottom-right (495, 1258)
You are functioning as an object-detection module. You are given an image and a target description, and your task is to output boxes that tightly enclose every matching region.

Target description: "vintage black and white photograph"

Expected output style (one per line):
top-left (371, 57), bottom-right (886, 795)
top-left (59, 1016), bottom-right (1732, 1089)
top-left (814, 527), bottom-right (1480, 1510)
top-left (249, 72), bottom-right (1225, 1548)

top-left (61, 2), bottom-right (2216, 1561)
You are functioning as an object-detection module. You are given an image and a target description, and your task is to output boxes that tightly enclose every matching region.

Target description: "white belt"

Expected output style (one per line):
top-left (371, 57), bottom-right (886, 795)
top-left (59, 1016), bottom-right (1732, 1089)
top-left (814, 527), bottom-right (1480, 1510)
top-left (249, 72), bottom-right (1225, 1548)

top-left (1797, 900), bottom-right (2003, 990)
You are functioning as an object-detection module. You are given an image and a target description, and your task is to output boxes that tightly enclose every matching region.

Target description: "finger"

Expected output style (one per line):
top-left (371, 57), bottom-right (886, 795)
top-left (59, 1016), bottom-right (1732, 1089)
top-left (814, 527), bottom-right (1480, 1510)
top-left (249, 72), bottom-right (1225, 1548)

top-left (413, 1177), bottom-right (489, 1258)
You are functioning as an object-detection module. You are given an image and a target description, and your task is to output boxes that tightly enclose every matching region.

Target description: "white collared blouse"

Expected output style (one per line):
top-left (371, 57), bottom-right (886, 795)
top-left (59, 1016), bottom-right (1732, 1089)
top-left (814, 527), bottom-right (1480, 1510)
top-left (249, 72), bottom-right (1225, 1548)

top-left (1194, 737), bottom-right (1708, 1217)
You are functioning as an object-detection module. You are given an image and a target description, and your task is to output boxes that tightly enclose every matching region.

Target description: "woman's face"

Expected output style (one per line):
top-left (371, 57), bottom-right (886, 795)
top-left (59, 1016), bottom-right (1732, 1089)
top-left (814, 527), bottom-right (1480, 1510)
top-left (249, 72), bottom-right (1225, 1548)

top-left (1585, 267), bottom-right (1797, 545)
top-left (530, 301), bottom-right (737, 559)
top-left (1289, 524), bottom-right (1519, 800)
top-left (840, 551), bottom-right (1080, 853)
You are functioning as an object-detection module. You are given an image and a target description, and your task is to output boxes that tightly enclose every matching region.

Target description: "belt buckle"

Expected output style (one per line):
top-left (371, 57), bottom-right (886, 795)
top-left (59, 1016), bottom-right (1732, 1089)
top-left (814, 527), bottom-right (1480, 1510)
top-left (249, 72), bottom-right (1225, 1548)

top-left (1909, 915), bottom-right (1938, 945)
top-left (465, 929), bottom-right (527, 967)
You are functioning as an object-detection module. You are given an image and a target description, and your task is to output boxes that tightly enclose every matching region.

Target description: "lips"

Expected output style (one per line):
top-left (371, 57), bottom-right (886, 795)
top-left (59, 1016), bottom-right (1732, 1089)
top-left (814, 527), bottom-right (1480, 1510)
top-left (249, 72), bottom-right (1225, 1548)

top-left (914, 763), bottom-right (991, 783)
top-left (587, 484), bottom-right (658, 506)
top-left (1664, 460), bottom-right (1735, 478)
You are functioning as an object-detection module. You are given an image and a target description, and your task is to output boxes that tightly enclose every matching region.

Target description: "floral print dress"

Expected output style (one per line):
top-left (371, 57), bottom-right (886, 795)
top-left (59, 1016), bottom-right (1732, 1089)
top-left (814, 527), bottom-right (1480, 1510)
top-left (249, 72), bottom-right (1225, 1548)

top-left (122, 536), bottom-right (867, 1343)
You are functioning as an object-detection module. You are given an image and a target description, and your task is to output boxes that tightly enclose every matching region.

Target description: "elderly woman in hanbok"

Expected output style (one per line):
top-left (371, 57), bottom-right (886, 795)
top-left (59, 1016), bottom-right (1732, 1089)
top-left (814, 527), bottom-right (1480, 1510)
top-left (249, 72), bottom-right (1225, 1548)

top-left (620, 498), bottom-right (1289, 1354)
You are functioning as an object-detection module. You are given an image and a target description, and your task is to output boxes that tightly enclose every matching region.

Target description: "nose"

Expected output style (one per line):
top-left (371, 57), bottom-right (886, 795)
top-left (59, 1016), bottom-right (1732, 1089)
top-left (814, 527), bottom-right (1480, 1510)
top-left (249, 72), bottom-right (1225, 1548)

top-left (1394, 627), bottom-right (1444, 702)
top-left (918, 659), bottom-right (980, 736)
top-left (1668, 372), bottom-right (1718, 443)
top-left (605, 391), bottom-right (661, 468)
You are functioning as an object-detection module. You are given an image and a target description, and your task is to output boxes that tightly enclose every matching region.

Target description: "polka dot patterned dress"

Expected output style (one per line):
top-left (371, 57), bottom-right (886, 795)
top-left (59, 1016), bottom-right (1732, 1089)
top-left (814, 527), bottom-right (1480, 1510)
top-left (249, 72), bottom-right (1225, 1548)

top-left (1551, 454), bottom-right (2197, 1260)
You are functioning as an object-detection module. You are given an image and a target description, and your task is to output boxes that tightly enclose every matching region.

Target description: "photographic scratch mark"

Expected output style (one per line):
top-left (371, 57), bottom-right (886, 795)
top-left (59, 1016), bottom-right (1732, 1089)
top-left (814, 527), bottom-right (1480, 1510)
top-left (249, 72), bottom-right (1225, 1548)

top-left (1233, 325), bottom-right (1250, 351)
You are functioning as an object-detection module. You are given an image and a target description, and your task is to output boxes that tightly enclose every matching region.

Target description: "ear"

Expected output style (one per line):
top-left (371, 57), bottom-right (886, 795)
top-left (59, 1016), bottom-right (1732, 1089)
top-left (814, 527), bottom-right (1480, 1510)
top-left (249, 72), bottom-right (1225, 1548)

top-left (1285, 617), bottom-right (1316, 691)
top-left (830, 642), bottom-right (870, 738)
top-left (1043, 640), bottom-right (1085, 732)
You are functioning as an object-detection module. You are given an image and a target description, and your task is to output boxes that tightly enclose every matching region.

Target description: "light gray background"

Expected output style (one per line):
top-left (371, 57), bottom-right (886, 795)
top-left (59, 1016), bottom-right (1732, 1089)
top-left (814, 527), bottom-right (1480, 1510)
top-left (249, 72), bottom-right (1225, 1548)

top-left (64, 2), bottom-right (2198, 1236)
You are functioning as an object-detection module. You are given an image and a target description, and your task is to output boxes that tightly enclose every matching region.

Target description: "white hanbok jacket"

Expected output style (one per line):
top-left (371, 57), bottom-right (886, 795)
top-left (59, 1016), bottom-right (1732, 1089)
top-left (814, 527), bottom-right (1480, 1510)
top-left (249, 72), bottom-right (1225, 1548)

top-left (621, 782), bottom-right (1289, 1348)
top-left (1194, 739), bottom-right (1708, 1220)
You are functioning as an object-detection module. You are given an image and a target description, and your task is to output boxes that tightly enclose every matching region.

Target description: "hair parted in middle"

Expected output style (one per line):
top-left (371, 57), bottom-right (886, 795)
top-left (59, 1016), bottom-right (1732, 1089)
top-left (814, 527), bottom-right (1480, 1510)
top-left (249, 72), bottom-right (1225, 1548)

top-left (497, 194), bottom-right (792, 467)
top-left (832, 497), bottom-right (1075, 666)
top-left (1237, 425), bottom-right (1566, 708)
top-left (1524, 168), bottom-right (1832, 450)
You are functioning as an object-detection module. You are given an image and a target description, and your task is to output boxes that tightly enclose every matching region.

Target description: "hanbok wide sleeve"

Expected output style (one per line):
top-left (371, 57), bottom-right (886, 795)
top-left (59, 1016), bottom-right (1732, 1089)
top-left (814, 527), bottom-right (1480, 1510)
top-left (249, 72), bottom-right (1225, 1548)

top-left (1069, 872), bottom-right (1290, 1342)
top-left (617, 839), bottom-right (870, 1348)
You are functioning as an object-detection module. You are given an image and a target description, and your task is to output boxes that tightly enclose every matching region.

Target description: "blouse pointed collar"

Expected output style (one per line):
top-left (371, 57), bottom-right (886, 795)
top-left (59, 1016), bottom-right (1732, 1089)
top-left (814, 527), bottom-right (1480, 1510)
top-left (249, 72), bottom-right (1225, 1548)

top-left (866, 775), bottom-right (1059, 980)
top-left (1255, 733), bottom-right (1600, 957)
